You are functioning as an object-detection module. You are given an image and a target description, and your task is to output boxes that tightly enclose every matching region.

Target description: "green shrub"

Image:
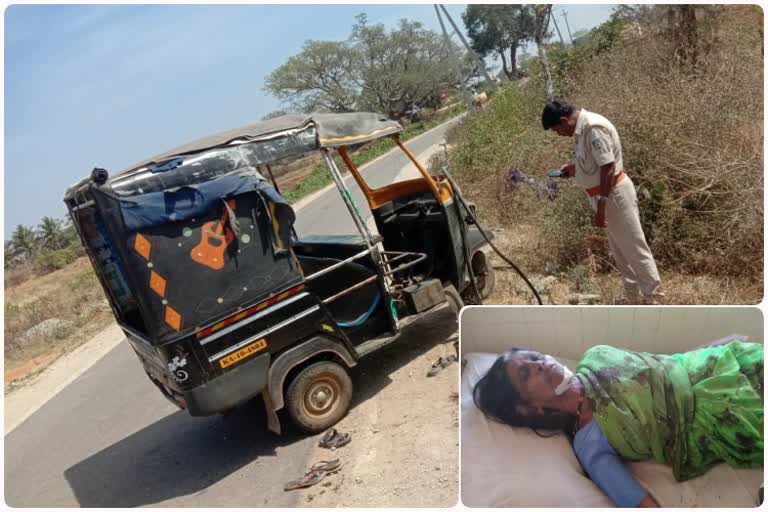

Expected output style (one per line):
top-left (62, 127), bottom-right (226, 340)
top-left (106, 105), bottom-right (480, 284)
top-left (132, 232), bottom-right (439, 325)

top-left (34, 246), bottom-right (79, 273)
top-left (525, 18), bottom-right (625, 98)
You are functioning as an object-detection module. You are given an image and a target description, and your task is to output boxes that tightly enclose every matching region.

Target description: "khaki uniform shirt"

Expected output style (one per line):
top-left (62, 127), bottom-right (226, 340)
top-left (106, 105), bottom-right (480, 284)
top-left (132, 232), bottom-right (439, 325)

top-left (573, 109), bottom-right (624, 190)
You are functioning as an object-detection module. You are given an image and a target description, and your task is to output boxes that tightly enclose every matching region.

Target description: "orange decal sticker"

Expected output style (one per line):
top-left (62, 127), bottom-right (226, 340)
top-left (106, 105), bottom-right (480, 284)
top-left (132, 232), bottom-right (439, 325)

top-left (134, 233), bottom-right (151, 260)
top-left (190, 199), bottom-right (237, 270)
top-left (149, 271), bottom-right (167, 297)
top-left (165, 306), bottom-right (182, 332)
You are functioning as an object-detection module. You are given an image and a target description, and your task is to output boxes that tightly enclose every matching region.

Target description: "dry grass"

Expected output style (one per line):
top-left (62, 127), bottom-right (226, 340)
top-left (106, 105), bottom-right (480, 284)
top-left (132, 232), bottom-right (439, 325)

top-left (441, 6), bottom-right (763, 304)
top-left (4, 265), bottom-right (36, 289)
top-left (569, 5), bottom-right (764, 277)
top-left (484, 230), bottom-right (761, 305)
top-left (5, 257), bottom-right (111, 372)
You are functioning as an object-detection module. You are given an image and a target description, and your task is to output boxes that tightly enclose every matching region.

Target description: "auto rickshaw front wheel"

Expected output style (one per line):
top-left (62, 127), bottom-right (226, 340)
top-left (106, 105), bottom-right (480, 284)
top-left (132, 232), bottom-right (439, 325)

top-left (471, 250), bottom-right (496, 300)
top-left (285, 360), bottom-right (353, 434)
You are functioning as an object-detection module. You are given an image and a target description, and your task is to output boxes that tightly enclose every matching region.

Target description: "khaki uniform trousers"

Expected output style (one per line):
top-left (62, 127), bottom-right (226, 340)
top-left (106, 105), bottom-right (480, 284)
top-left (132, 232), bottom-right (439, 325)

top-left (591, 177), bottom-right (663, 302)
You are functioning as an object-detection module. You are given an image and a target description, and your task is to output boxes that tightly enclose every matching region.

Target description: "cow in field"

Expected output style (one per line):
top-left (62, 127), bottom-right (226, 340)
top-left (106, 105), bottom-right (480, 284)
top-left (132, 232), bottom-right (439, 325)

top-left (472, 91), bottom-right (489, 111)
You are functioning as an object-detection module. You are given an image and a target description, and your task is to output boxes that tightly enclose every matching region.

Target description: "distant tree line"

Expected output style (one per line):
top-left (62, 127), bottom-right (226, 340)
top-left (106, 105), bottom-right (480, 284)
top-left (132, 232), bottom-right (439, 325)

top-left (5, 215), bottom-right (84, 272)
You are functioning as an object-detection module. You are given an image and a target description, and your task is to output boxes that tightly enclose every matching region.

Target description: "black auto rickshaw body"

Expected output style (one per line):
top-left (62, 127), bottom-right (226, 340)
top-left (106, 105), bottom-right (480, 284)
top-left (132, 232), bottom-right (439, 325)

top-left (63, 113), bottom-right (494, 434)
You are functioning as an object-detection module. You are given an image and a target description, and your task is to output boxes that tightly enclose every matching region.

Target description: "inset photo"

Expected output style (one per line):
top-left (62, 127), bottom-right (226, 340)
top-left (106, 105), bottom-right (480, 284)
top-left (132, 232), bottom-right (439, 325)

top-left (460, 307), bottom-right (763, 508)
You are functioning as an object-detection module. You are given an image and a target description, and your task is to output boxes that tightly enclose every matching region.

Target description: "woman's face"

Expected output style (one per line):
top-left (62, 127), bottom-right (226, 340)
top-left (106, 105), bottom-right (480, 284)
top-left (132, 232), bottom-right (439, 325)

top-left (504, 350), bottom-right (569, 407)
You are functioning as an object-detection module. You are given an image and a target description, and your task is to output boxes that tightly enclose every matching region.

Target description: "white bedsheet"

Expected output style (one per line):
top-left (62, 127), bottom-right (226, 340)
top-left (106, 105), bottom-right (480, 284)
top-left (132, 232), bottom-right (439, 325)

top-left (461, 352), bottom-right (763, 508)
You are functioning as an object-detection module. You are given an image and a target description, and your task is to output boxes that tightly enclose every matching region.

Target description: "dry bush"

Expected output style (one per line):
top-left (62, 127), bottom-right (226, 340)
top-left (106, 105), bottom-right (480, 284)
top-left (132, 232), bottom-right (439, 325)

top-left (5, 297), bottom-right (58, 357)
top-left (442, 82), bottom-right (608, 270)
top-left (571, 5), bottom-right (763, 278)
top-left (5, 266), bottom-right (108, 366)
top-left (4, 264), bottom-right (35, 288)
top-left (446, 5), bottom-right (763, 291)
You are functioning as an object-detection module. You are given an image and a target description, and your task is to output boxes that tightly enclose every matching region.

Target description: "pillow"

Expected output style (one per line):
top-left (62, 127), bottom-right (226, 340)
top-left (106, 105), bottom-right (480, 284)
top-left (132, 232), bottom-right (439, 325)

top-left (461, 352), bottom-right (763, 508)
top-left (461, 352), bottom-right (613, 508)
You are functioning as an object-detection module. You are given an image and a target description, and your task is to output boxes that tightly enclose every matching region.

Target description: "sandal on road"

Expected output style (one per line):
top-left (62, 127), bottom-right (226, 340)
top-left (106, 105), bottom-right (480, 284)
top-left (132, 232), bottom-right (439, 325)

top-left (427, 354), bottom-right (458, 377)
top-left (330, 432), bottom-right (350, 448)
top-left (318, 428), bottom-right (338, 448)
top-left (284, 470), bottom-right (327, 491)
top-left (318, 429), bottom-right (351, 449)
top-left (311, 459), bottom-right (342, 472)
top-left (427, 357), bottom-right (446, 377)
top-left (284, 460), bottom-right (342, 491)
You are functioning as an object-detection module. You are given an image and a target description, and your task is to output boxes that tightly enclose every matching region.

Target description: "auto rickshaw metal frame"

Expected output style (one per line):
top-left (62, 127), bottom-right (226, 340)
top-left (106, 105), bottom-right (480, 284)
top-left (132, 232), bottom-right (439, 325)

top-left (63, 112), bottom-right (494, 435)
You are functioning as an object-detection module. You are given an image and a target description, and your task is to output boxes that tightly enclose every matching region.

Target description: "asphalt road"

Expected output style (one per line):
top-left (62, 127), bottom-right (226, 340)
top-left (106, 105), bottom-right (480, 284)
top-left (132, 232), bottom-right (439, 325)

top-left (4, 116), bottom-right (462, 508)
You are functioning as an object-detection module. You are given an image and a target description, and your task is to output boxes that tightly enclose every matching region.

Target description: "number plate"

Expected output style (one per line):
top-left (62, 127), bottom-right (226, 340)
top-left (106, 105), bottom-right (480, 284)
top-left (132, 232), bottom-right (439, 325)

top-left (219, 338), bottom-right (268, 368)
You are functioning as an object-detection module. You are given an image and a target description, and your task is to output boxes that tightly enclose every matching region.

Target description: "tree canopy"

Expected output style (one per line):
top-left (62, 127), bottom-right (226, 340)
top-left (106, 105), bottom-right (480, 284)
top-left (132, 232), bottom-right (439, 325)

top-left (10, 225), bottom-right (37, 260)
top-left (463, 5), bottom-right (536, 80)
top-left (265, 15), bottom-right (468, 117)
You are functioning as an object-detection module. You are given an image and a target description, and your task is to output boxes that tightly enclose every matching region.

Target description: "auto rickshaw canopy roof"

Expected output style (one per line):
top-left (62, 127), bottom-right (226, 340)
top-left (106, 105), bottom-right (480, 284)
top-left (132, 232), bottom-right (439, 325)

top-left (63, 112), bottom-right (403, 201)
top-left (118, 112), bottom-right (403, 177)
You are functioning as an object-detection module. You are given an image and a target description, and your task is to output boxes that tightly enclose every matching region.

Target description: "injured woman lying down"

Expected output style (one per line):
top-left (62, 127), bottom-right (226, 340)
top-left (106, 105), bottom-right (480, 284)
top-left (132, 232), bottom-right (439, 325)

top-left (472, 339), bottom-right (764, 507)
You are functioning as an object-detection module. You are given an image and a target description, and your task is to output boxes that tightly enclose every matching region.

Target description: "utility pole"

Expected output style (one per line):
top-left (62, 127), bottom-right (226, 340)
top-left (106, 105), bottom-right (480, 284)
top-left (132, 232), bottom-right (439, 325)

top-left (437, 4), bottom-right (496, 85)
top-left (550, 9), bottom-right (566, 46)
top-left (561, 9), bottom-right (574, 44)
top-left (435, 5), bottom-right (472, 110)
top-left (534, 4), bottom-right (555, 101)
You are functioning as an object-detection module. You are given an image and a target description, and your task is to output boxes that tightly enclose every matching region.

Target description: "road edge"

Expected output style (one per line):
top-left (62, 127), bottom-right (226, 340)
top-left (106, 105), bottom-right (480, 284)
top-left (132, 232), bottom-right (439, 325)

top-left (4, 323), bottom-right (125, 435)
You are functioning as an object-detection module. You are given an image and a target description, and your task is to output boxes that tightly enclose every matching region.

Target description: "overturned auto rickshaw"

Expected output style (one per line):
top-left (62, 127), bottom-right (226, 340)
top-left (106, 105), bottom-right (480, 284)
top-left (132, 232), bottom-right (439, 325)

top-left (63, 113), bottom-right (495, 434)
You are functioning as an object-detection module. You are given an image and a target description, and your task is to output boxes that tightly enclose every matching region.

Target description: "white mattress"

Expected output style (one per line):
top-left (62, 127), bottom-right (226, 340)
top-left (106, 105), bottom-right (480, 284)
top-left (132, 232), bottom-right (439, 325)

top-left (461, 352), bottom-right (763, 508)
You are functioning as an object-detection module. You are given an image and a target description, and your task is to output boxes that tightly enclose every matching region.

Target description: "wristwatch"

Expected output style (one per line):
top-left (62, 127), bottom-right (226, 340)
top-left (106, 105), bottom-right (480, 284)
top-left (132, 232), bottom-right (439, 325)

top-left (596, 195), bottom-right (609, 203)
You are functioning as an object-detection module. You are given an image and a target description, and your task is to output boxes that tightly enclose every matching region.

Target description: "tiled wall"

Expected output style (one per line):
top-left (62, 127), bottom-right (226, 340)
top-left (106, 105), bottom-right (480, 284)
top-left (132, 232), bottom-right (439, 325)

top-left (460, 306), bottom-right (763, 359)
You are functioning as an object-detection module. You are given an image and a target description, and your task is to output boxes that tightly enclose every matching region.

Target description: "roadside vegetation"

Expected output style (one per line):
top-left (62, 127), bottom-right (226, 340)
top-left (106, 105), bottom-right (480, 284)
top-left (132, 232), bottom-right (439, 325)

top-left (264, 14), bottom-right (474, 118)
top-left (441, 5), bottom-right (763, 304)
top-left (4, 217), bottom-right (111, 381)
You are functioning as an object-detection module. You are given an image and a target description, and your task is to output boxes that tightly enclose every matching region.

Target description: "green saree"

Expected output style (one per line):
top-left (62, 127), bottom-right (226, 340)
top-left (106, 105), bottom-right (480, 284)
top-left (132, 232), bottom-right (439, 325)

top-left (575, 341), bottom-right (763, 481)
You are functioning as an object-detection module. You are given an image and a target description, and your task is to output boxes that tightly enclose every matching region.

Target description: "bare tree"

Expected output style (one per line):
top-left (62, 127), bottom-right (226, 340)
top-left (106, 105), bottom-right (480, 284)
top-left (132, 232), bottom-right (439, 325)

top-left (533, 4), bottom-right (555, 100)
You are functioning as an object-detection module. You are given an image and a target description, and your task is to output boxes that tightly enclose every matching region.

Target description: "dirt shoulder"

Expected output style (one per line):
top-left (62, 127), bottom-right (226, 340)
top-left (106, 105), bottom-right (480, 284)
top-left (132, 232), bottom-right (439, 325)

top-left (4, 321), bottom-right (124, 434)
top-left (481, 228), bottom-right (762, 305)
top-left (296, 307), bottom-right (459, 508)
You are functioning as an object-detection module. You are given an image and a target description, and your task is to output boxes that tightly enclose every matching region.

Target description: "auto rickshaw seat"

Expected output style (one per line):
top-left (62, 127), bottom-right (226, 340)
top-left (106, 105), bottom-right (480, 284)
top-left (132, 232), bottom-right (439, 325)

top-left (296, 250), bottom-right (381, 330)
top-left (292, 233), bottom-right (383, 252)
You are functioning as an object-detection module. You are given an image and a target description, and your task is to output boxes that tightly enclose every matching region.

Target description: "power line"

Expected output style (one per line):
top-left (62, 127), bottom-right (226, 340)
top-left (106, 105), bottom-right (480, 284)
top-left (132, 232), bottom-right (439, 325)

top-left (434, 5), bottom-right (471, 109)
top-left (550, 10), bottom-right (566, 46)
top-left (561, 9), bottom-right (574, 44)
top-left (436, 5), bottom-right (495, 85)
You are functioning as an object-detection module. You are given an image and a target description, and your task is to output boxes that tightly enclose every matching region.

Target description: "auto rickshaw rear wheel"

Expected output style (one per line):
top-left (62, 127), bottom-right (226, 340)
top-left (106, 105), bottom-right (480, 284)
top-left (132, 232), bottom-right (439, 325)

top-left (286, 360), bottom-right (353, 434)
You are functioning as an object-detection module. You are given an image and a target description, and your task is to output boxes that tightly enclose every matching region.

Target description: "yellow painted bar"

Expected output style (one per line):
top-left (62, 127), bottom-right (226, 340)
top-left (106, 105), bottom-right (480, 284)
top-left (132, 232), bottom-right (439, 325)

top-left (338, 146), bottom-right (375, 205)
top-left (391, 135), bottom-right (452, 203)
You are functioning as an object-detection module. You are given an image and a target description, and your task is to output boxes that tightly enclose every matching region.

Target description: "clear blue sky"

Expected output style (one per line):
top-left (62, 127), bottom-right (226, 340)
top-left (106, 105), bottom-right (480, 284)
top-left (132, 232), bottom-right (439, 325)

top-left (4, 4), bottom-right (613, 235)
